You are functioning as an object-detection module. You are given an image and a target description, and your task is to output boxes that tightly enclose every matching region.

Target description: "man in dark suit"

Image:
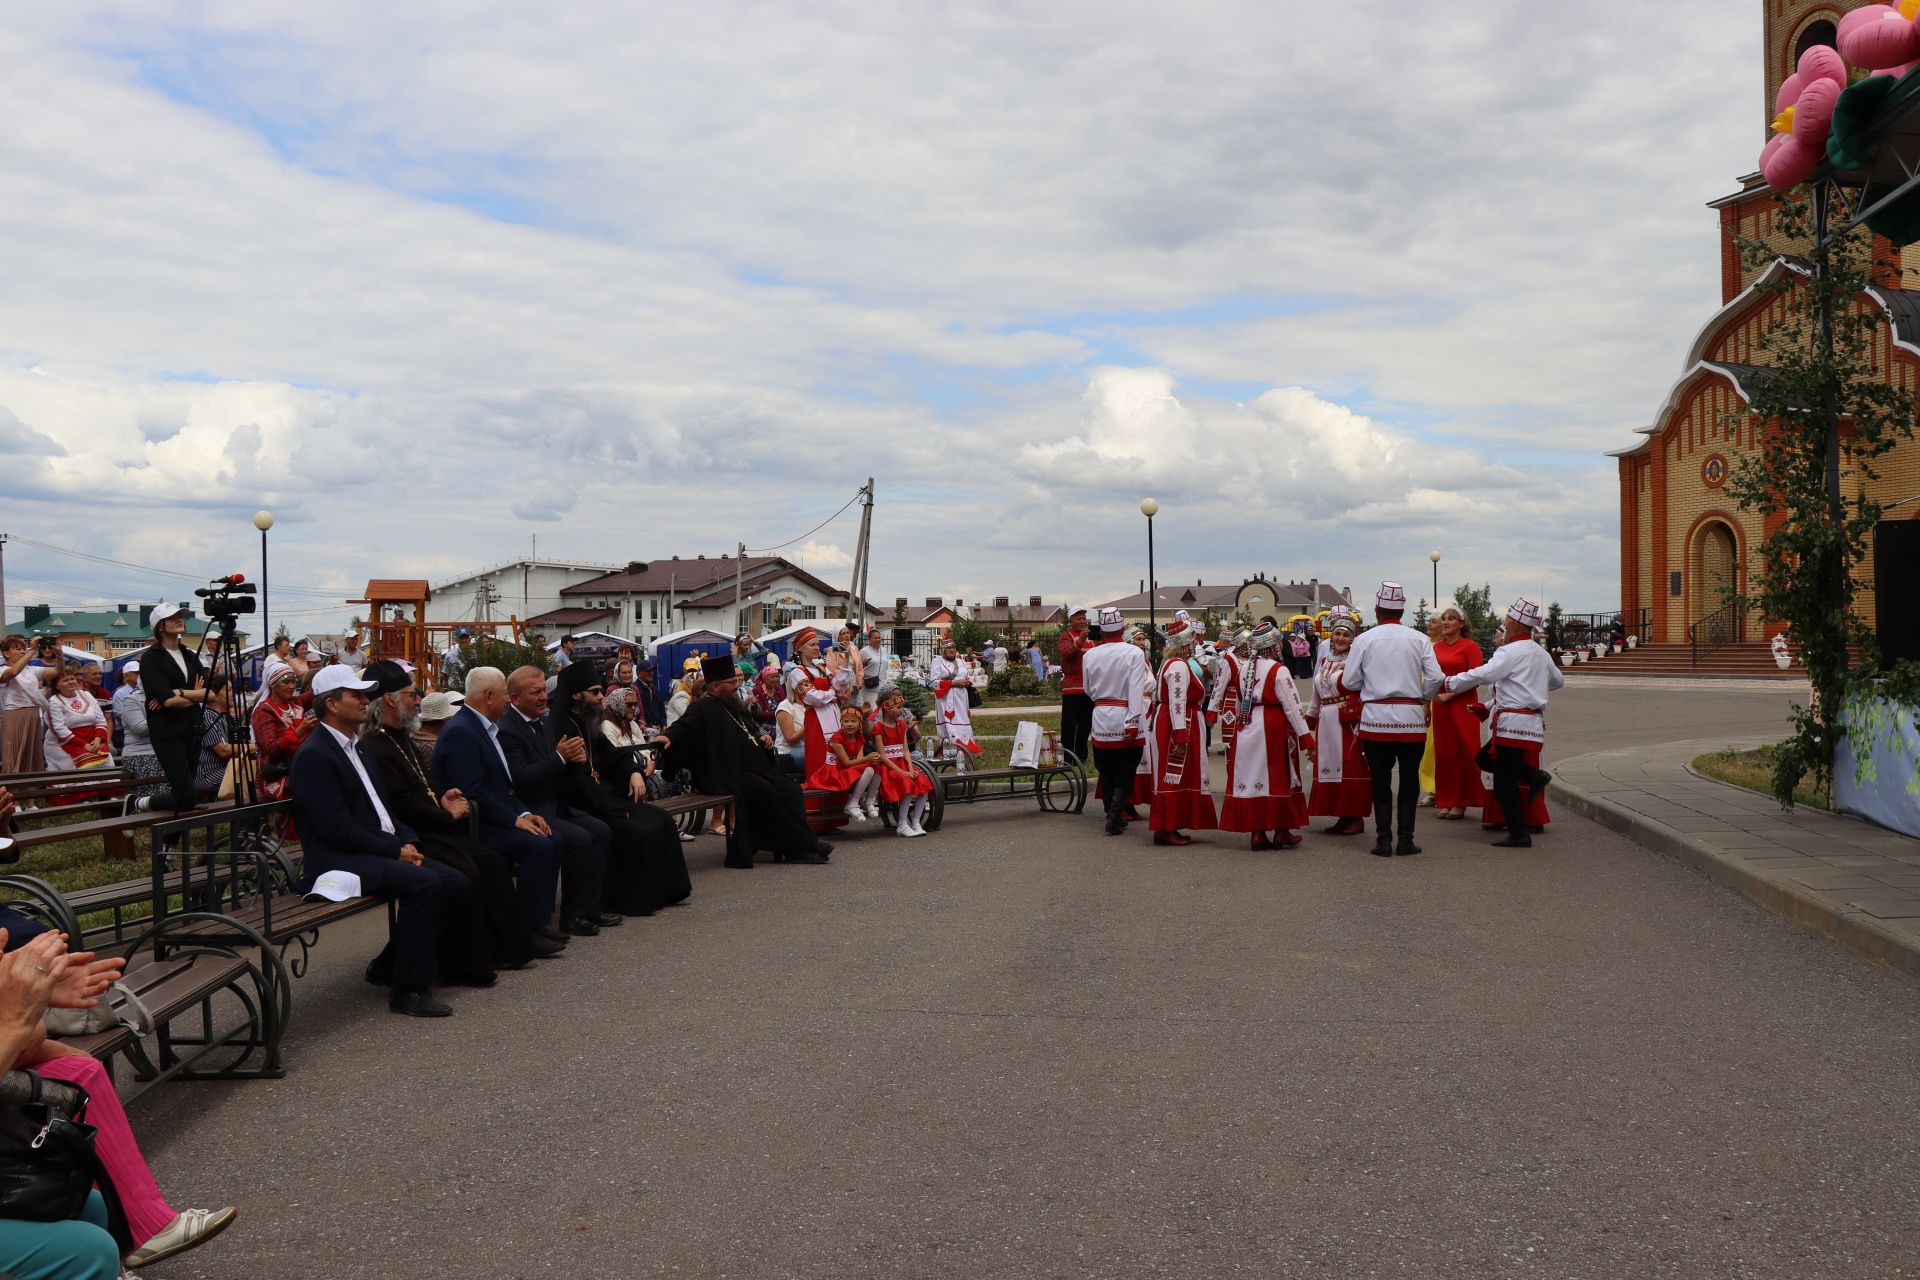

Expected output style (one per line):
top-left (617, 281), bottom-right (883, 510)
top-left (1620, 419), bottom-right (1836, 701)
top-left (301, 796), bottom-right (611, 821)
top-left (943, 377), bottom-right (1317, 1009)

top-left (289, 665), bottom-right (474, 1018)
top-left (496, 666), bottom-right (618, 936)
top-left (428, 666), bottom-right (568, 946)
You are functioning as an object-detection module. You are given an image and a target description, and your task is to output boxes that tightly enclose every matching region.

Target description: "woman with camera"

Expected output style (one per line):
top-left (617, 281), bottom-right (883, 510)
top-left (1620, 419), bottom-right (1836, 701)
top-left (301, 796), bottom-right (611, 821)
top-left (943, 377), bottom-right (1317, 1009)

top-left (132, 604), bottom-right (210, 812)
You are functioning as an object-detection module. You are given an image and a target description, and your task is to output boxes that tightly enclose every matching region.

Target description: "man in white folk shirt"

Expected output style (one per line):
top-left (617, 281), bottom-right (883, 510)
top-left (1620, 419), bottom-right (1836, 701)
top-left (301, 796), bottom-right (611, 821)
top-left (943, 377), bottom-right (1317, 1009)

top-left (1337, 581), bottom-right (1445, 858)
top-left (1438, 596), bottom-right (1563, 849)
top-left (1082, 607), bottom-right (1151, 836)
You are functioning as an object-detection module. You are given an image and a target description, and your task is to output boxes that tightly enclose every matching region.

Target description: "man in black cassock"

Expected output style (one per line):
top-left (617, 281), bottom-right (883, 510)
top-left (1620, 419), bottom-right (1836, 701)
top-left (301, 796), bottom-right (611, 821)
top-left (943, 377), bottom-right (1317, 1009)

top-left (652, 655), bottom-right (830, 868)
top-left (550, 657), bottom-right (693, 913)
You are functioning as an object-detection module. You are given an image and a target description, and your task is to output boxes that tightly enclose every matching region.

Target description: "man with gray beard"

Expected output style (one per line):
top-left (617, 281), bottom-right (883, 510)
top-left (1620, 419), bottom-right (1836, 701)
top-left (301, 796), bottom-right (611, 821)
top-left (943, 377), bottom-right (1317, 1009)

top-left (358, 661), bottom-right (558, 977)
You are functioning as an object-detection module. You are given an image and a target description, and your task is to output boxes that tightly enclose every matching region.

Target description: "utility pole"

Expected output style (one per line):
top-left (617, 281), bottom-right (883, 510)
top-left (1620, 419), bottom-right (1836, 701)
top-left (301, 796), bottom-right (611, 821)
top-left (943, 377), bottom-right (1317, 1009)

top-left (0, 532), bottom-right (8, 633)
top-left (735, 541), bottom-right (746, 634)
top-left (848, 478), bottom-right (874, 628)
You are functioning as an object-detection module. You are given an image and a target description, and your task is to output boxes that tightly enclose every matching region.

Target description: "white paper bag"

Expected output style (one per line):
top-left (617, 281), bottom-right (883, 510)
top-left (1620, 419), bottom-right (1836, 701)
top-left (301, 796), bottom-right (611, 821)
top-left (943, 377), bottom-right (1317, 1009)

top-left (1009, 720), bottom-right (1043, 769)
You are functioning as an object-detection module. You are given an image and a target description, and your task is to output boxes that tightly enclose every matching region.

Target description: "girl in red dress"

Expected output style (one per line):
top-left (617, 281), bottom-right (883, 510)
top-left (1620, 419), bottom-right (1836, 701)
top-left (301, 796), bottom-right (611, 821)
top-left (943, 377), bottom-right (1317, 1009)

top-left (873, 687), bottom-right (934, 837)
top-left (807, 705), bottom-right (884, 822)
top-left (1429, 608), bottom-right (1488, 819)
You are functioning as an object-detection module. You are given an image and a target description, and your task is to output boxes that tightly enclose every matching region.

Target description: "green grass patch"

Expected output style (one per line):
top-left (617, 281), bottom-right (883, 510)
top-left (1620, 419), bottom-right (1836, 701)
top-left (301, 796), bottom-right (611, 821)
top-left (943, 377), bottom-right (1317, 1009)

top-left (1691, 746), bottom-right (1830, 811)
top-left (971, 710), bottom-right (1062, 735)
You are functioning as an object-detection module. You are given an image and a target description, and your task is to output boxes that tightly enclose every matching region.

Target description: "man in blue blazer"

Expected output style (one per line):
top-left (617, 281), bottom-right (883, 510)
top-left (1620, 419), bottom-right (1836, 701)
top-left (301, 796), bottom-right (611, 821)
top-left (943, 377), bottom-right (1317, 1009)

top-left (495, 665), bottom-right (616, 937)
top-left (289, 666), bottom-right (474, 1017)
top-left (429, 666), bottom-right (568, 944)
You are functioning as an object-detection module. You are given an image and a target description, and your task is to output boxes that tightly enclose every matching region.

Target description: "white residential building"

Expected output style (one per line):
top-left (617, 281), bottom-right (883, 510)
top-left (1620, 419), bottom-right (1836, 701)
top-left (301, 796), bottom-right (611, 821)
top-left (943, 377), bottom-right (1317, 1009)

top-left (425, 559), bottom-right (621, 628)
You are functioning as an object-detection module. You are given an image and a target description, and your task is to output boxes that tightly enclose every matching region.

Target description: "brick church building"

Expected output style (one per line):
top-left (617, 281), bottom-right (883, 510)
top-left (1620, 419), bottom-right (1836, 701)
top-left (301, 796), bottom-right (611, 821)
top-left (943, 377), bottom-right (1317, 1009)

top-left (1612, 0), bottom-right (1920, 648)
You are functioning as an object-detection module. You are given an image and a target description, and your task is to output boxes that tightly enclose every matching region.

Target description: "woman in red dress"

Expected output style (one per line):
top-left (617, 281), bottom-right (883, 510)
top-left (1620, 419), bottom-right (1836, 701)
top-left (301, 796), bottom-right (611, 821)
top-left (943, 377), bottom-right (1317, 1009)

top-left (1428, 608), bottom-right (1488, 820)
top-left (1147, 612), bottom-right (1217, 846)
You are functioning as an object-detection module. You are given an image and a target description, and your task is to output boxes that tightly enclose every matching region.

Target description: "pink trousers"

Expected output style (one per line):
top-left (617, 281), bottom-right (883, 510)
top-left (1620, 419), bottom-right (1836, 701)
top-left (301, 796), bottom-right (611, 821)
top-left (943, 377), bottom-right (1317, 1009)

top-left (34, 1056), bottom-right (176, 1246)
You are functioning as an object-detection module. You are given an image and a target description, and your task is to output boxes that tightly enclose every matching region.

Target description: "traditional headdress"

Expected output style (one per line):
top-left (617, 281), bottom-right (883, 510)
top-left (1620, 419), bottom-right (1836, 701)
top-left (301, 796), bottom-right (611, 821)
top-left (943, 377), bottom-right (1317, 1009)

top-left (1506, 597), bottom-right (1543, 631)
top-left (1099, 607), bottom-right (1125, 631)
top-left (1328, 612), bottom-right (1359, 636)
top-left (792, 627), bottom-right (821, 651)
top-left (1249, 621), bottom-right (1284, 653)
top-left (1374, 581), bottom-right (1407, 612)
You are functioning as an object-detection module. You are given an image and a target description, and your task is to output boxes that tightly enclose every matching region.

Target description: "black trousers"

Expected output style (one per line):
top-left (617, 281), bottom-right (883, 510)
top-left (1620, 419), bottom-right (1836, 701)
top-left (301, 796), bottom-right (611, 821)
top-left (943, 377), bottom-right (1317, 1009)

top-left (151, 735), bottom-right (199, 811)
top-left (421, 833), bottom-right (534, 971)
top-left (548, 811), bottom-right (609, 918)
top-left (317, 853), bottom-right (471, 990)
top-left (1092, 745), bottom-right (1144, 822)
top-left (1362, 740), bottom-right (1427, 845)
top-left (1492, 745), bottom-right (1551, 839)
top-left (1060, 693), bottom-right (1093, 764)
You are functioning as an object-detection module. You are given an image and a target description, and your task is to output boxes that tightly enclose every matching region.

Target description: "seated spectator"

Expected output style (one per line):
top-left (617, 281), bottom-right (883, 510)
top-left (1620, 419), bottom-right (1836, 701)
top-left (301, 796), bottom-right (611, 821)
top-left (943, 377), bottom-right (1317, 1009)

top-left (733, 632), bottom-right (760, 680)
top-left (749, 662), bottom-right (785, 738)
top-left (0, 787), bottom-right (50, 948)
top-left (415, 688), bottom-right (464, 758)
top-left (2, 928), bottom-right (236, 1272)
top-left (251, 660), bottom-right (306, 802)
top-left (358, 661), bottom-right (554, 975)
top-left (191, 675), bottom-right (242, 802)
top-left (631, 657), bottom-right (667, 729)
top-left (553, 661), bottom-right (692, 915)
top-left (288, 665), bottom-right (475, 1017)
top-left (666, 669), bottom-right (703, 726)
top-left (772, 685), bottom-right (807, 776)
top-left (652, 655), bottom-right (831, 868)
top-left (47, 666), bottom-right (111, 775)
top-left (496, 666), bottom-right (618, 937)
top-left (429, 667), bottom-right (568, 949)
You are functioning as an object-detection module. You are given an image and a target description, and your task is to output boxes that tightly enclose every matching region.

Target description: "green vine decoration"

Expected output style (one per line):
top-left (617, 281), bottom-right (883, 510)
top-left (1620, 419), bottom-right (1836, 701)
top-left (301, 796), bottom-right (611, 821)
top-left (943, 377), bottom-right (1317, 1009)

top-left (1727, 188), bottom-right (1920, 808)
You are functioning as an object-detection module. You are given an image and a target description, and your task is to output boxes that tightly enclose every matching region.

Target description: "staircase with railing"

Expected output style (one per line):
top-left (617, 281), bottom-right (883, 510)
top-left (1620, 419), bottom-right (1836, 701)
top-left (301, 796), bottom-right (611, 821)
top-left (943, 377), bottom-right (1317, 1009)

top-left (1688, 600), bottom-right (1745, 666)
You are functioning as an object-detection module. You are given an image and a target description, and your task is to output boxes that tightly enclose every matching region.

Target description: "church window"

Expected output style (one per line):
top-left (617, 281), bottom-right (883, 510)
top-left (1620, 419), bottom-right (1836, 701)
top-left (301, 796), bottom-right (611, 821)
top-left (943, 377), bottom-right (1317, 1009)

top-left (1793, 19), bottom-right (1837, 65)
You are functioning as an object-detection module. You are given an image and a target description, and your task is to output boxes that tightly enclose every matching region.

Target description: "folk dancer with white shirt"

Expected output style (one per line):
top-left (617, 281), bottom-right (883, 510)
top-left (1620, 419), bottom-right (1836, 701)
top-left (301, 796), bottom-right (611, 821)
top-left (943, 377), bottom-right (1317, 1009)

top-left (289, 664), bottom-right (475, 1017)
top-left (1219, 622), bottom-right (1313, 850)
top-left (1206, 628), bottom-right (1249, 756)
top-left (785, 628), bottom-right (848, 772)
top-left (1083, 608), bottom-right (1150, 836)
top-left (1438, 596), bottom-right (1563, 848)
top-left (1094, 625), bottom-right (1157, 821)
top-left (1337, 582), bottom-right (1445, 857)
top-left (1147, 611), bottom-right (1217, 846)
top-left (1305, 610), bottom-right (1372, 836)
top-left (928, 638), bottom-right (983, 758)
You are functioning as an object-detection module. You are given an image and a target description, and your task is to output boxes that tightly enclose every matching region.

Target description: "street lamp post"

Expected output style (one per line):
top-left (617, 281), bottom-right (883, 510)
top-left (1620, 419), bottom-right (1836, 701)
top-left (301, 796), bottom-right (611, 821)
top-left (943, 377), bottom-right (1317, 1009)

top-left (254, 511), bottom-right (274, 653)
top-left (1140, 498), bottom-right (1159, 644)
top-left (1429, 550), bottom-right (1441, 616)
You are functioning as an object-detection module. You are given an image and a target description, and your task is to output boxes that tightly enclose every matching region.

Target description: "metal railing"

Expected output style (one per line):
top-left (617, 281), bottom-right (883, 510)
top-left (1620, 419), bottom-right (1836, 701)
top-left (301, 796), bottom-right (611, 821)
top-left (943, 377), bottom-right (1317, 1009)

top-left (1552, 608), bottom-right (1651, 652)
top-left (1688, 600), bottom-right (1745, 666)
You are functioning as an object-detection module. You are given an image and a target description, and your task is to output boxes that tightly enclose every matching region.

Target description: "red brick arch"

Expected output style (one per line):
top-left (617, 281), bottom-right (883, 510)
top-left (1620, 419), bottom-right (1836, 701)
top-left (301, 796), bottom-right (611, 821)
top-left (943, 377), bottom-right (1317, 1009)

top-left (1682, 510), bottom-right (1748, 640)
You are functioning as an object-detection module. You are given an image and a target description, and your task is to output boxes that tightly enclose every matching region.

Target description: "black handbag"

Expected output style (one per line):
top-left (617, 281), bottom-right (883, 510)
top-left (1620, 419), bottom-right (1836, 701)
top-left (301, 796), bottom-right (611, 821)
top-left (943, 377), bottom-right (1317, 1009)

top-left (966, 686), bottom-right (983, 709)
top-left (0, 1073), bottom-right (126, 1244)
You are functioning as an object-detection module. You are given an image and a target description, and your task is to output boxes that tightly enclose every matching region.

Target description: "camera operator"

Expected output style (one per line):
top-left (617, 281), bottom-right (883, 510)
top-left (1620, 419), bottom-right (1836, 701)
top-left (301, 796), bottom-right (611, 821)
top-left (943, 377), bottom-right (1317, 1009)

top-left (137, 602), bottom-right (210, 812)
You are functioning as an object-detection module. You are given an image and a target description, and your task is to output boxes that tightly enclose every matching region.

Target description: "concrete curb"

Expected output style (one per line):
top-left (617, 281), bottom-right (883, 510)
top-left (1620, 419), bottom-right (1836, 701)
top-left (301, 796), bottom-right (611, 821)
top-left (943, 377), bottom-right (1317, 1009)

top-left (1555, 763), bottom-right (1920, 987)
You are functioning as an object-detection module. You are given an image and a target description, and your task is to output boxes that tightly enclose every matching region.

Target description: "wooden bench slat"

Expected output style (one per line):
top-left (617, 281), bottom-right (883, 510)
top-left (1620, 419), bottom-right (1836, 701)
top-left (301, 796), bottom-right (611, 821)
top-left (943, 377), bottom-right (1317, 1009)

top-left (54, 953), bottom-right (252, 1059)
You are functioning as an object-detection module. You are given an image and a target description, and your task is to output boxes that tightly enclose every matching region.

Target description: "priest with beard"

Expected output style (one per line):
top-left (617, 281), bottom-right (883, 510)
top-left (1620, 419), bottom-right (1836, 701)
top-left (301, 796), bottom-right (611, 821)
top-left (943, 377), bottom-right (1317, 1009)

top-left (650, 654), bottom-right (831, 868)
top-left (550, 658), bottom-right (693, 914)
top-left (355, 660), bottom-right (557, 980)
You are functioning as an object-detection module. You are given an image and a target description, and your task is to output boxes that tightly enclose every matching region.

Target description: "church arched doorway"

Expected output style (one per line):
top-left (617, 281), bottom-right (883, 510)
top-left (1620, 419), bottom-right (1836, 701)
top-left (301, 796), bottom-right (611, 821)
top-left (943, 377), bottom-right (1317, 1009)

top-left (1689, 519), bottom-right (1741, 636)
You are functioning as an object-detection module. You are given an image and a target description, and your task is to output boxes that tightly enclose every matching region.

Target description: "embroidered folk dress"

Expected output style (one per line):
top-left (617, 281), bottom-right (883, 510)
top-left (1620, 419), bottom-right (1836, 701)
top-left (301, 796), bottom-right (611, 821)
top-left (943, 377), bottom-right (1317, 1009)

top-left (1306, 648), bottom-right (1373, 820)
top-left (1218, 657), bottom-right (1309, 833)
top-left (1148, 656), bottom-right (1216, 832)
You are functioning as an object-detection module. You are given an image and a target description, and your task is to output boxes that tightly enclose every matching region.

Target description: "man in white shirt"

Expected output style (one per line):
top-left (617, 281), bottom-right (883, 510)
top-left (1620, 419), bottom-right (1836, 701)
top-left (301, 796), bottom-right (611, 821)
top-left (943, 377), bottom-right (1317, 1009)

top-left (288, 664), bottom-right (473, 1017)
top-left (1439, 596), bottom-right (1563, 848)
top-left (337, 628), bottom-right (368, 671)
top-left (1082, 607), bottom-right (1151, 836)
top-left (1338, 581), bottom-right (1444, 857)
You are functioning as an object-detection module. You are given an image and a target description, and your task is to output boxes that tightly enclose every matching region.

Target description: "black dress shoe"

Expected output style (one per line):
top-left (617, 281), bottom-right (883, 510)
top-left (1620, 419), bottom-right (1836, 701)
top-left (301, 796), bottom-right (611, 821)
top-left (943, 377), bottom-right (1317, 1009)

top-left (813, 840), bottom-right (834, 861)
top-left (1105, 817), bottom-right (1125, 836)
top-left (448, 972), bottom-right (497, 989)
top-left (389, 989), bottom-right (453, 1018)
top-left (534, 925), bottom-right (569, 944)
top-left (1395, 842), bottom-right (1422, 856)
top-left (496, 958), bottom-right (536, 971)
top-left (780, 847), bottom-right (826, 864)
top-left (559, 915), bottom-right (601, 937)
top-left (1370, 840), bottom-right (1395, 858)
top-left (527, 936), bottom-right (567, 959)
top-left (1492, 835), bottom-right (1533, 848)
top-left (590, 912), bottom-right (624, 927)
top-left (1529, 825), bottom-right (1546, 835)
top-left (363, 958), bottom-right (390, 988)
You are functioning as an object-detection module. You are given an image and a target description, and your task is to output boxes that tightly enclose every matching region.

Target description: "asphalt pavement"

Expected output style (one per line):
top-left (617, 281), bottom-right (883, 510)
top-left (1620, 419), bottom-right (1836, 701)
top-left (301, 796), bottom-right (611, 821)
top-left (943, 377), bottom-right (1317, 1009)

top-left (134, 677), bottom-right (1920, 1279)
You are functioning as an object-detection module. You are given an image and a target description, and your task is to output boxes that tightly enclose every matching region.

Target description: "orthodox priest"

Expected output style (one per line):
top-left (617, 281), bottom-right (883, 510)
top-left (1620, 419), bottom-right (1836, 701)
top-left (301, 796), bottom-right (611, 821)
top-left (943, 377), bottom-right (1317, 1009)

top-left (653, 654), bottom-right (831, 868)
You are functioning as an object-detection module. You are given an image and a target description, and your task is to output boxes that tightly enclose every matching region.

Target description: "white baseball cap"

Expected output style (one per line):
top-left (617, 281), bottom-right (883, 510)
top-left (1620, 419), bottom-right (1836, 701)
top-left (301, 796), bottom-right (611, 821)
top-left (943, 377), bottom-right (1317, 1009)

top-left (150, 601), bottom-right (187, 628)
top-left (311, 665), bottom-right (379, 698)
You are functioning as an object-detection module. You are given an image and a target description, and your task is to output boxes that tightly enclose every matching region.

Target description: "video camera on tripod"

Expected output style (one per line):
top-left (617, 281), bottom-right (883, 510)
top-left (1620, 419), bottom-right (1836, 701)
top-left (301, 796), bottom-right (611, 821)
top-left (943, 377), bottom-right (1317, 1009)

top-left (195, 574), bottom-right (258, 618)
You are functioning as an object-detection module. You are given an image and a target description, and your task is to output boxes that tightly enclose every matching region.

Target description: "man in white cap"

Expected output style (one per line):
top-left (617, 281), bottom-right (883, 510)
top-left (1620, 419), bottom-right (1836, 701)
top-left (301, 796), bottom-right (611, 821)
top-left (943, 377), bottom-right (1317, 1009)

top-left (1081, 606), bottom-right (1150, 836)
top-left (1057, 606), bottom-right (1093, 763)
top-left (337, 627), bottom-right (367, 672)
top-left (1438, 596), bottom-right (1562, 848)
top-left (1337, 581), bottom-right (1444, 856)
top-left (290, 664), bottom-right (475, 1016)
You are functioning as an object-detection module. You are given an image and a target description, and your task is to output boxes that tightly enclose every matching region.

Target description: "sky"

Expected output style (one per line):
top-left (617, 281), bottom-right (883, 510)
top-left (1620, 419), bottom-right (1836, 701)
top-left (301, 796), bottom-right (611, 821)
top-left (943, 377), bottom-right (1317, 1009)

top-left (0, 1), bottom-right (1763, 632)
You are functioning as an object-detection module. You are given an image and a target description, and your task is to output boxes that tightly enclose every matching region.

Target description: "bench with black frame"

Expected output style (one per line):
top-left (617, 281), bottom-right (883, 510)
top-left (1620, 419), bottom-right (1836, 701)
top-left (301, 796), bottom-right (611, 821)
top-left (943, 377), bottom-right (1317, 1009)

top-left (648, 791), bottom-right (737, 836)
top-left (914, 751), bottom-right (1086, 832)
top-left (2, 768), bottom-right (134, 823)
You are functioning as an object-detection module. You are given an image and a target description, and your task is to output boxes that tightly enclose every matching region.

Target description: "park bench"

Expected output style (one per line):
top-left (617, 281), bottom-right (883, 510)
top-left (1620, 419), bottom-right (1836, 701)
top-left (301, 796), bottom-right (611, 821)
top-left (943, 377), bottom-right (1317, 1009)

top-left (3, 769), bottom-right (134, 822)
top-left (648, 791), bottom-right (737, 836)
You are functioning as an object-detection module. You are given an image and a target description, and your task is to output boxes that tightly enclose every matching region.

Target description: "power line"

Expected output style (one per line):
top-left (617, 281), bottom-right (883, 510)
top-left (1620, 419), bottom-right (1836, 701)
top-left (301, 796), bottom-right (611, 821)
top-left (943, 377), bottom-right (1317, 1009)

top-left (6, 536), bottom-right (340, 599)
top-left (746, 489), bottom-right (864, 555)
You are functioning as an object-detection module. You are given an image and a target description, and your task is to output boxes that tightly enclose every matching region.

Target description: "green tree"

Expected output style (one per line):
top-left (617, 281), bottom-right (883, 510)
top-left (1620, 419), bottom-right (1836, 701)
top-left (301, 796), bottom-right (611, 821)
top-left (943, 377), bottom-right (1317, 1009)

top-left (1729, 188), bottom-right (1920, 806)
top-left (1544, 601), bottom-right (1565, 653)
top-left (1412, 597), bottom-right (1431, 631)
top-left (443, 634), bottom-right (551, 691)
top-left (947, 615), bottom-right (994, 655)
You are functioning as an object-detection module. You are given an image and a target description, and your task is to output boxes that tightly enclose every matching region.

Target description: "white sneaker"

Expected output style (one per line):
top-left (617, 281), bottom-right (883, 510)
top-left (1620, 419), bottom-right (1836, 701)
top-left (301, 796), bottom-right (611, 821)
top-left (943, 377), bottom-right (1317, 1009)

top-left (864, 803), bottom-right (882, 821)
top-left (124, 1206), bottom-right (237, 1268)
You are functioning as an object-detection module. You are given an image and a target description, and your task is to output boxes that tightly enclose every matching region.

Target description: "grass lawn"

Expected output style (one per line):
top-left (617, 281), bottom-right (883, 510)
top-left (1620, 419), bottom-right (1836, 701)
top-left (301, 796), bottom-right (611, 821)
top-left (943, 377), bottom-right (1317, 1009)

top-left (1691, 746), bottom-right (1830, 811)
top-left (971, 709), bottom-right (1062, 735)
top-left (8, 818), bottom-right (153, 897)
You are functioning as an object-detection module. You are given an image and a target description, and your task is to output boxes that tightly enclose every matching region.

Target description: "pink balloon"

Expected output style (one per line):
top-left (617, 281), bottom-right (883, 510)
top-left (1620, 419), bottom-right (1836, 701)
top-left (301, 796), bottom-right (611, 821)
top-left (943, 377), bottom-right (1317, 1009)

top-left (1776, 71), bottom-right (1806, 115)
top-left (1798, 44), bottom-right (1849, 89)
top-left (1793, 76), bottom-right (1844, 145)
top-left (1762, 135), bottom-right (1822, 191)
top-left (1838, 5), bottom-right (1920, 71)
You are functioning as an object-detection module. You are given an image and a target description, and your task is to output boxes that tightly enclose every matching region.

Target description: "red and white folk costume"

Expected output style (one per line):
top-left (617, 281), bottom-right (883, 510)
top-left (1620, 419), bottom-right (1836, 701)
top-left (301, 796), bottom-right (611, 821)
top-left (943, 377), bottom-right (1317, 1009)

top-left (1148, 612), bottom-right (1217, 836)
top-left (1218, 625), bottom-right (1311, 845)
top-left (927, 648), bottom-right (982, 756)
top-left (1442, 598), bottom-right (1564, 836)
top-left (1306, 615), bottom-right (1372, 829)
top-left (783, 629), bottom-right (843, 773)
top-left (1206, 632), bottom-right (1247, 753)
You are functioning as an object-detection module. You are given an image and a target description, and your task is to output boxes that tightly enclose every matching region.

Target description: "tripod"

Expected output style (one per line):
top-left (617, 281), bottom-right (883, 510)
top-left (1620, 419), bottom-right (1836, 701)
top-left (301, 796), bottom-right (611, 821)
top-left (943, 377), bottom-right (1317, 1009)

top-left (188, 611), bottom-right (257, 807)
